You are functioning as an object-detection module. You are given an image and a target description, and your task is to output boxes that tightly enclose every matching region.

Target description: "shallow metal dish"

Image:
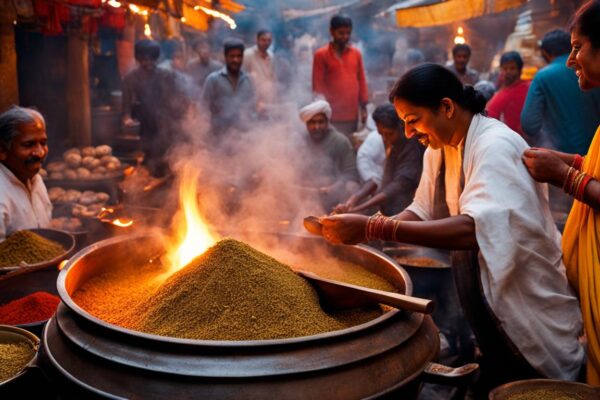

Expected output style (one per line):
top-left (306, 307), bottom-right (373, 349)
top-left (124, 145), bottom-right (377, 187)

top-left (0, 325), bottom-right (40, 387)
top-left (0, 228), bottom-right (75, 272)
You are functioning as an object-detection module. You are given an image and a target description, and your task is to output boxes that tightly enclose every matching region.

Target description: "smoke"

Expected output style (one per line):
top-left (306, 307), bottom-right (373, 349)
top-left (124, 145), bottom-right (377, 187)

top-left (163, 82), bottom-right (332, 239)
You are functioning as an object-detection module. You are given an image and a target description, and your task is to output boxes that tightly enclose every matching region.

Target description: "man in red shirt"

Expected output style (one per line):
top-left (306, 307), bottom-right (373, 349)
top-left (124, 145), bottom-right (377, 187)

top-left (486, 51), bottom-right (530, 138)
top-left (312, 14), bottom-right (369, 137)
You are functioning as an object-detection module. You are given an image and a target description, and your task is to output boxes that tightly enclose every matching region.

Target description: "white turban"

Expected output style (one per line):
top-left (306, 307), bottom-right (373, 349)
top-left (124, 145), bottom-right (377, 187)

top-left (299, 100), bottom-right (332, 123)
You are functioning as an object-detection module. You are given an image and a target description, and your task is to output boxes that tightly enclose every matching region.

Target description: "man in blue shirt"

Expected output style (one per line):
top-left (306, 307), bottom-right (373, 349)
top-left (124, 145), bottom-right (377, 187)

top-left (201, 38), bottom-right (256, 138)
top-left (521, 30), bottom-right (600, 155)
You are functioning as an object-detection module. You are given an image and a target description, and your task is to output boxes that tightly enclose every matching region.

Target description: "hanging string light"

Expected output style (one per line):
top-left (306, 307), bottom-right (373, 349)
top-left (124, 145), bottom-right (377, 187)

top-left (197, 5), bottom-right (236, 29)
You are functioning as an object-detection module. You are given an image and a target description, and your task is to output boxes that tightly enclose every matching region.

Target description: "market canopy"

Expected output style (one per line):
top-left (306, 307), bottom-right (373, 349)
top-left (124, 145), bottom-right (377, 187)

top-left (389, 0), bottom-right (527, 28)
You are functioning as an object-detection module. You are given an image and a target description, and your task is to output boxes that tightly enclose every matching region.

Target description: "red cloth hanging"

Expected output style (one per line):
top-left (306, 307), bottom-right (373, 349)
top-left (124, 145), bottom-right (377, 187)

top-left (35, 0), bottom-right (70, 35)
top-left (66, 0), bottom-right (102, 8)
top-left (100, 6), bottom-right (126, 30)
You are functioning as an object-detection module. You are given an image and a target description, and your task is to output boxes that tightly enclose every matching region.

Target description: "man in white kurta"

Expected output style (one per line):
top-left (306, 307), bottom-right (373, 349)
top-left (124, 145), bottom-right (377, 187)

top-left (406, 113), bottom-right (584, 380)
top-left (0, 107), bottom-right (52, 241)
top-left (356, 130), bottom-right (385, 186)
top-left (0, 163), bottom-right (51, 241)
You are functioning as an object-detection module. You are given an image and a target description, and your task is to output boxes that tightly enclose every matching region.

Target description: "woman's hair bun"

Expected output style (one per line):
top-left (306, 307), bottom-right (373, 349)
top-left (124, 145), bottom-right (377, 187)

top-left (462, 85), bottom-right (487, 114)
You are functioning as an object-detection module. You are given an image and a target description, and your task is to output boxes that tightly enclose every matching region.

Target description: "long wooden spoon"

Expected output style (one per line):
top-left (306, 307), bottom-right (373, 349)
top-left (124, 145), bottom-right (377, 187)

top-left (297, 270), bottom-right (434, 314)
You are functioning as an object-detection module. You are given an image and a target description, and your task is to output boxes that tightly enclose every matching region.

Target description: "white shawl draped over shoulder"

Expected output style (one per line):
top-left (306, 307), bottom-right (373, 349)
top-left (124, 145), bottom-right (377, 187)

top-left (406, 114), bottom-right (584, 379)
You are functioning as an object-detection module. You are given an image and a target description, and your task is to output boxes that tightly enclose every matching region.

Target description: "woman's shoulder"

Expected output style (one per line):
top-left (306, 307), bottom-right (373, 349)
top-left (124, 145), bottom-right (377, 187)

top-left (469, 116), bottom-right (528, 155)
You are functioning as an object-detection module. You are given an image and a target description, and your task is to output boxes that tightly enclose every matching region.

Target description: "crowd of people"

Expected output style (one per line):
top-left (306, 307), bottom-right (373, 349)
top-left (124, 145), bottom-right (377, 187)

top-left (2, 0), bottom-right (600, 396)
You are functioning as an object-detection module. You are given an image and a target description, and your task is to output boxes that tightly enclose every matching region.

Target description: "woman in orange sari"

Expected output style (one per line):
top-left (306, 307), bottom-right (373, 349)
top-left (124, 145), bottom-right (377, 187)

top-left (523, 0), bottom-right (600, 385)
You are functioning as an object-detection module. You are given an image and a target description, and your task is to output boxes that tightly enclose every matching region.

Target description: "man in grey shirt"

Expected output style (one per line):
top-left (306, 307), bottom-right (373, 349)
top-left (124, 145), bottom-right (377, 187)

top-left (201, 38), bottom-right (256, 137)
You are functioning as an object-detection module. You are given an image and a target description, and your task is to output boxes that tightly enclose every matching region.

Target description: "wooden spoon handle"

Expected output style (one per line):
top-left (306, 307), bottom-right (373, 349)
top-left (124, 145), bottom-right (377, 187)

top-left (362, 289), bottom-right (434, 314)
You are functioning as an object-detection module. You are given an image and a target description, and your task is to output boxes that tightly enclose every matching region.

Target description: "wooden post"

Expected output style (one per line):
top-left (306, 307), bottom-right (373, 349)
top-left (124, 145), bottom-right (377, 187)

top-left (0, 1), bottom-right (18, 112)
top-left (67, 31), bottom-right (92, 146)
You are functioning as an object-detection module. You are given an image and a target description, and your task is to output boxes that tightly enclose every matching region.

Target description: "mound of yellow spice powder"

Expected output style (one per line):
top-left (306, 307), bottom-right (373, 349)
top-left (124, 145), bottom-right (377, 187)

top-left (128, 238), bottom-right (380, 340)
top-left (0, 230), bottom-right (65, 267)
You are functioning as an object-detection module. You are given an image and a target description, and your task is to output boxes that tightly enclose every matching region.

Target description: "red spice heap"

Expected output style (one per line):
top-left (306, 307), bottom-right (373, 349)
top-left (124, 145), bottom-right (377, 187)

top-left (0, 291), bottom-right (60, 325)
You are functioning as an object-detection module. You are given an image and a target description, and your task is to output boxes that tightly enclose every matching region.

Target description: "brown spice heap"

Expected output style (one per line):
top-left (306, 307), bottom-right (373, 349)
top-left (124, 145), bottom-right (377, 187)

top-left (0, 340), bottom-right (35, 383)
top-left (506, 389), bottom-right (584, 400)
top-left (0, 230), bottom-right (65, 267)
top-left (129, 238), bottom-right (381, 340)
top-left (72, 262), bottom-right (168, 328)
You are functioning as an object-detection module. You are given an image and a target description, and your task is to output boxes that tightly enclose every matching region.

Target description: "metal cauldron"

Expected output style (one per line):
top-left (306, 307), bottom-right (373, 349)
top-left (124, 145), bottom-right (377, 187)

top-left (43, 233), bottom-right (441, 399)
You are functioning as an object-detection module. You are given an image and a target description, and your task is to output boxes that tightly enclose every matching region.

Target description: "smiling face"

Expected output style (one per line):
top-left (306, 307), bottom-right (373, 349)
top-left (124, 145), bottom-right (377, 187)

top-left (393, 98), bottom-right (456, 150)
top-left (567, 28), bottom-right (600, 90)
top-left (0, 117), bottom-right (48, 183)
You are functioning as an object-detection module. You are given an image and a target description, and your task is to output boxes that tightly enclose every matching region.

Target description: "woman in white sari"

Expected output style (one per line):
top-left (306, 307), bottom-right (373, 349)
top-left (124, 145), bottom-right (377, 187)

top-left (319, 63), bottom-right (584, 393)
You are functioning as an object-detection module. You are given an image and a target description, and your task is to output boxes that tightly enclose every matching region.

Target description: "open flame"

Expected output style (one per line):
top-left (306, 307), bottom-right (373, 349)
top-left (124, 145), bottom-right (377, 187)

top-left (166, 165), bottom-right (218, 273)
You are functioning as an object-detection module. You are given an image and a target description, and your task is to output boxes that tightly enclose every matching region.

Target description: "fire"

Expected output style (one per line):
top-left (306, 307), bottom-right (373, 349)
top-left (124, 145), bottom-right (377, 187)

top-left (144, 23), bottom-right (152, 38)
top-left (112, 218), bottom-right (133, 227)
top-left (166, 165), bottom-right (217, 272)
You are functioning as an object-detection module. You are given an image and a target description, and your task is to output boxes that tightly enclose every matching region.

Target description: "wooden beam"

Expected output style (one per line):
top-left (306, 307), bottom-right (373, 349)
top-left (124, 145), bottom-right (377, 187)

top-left (0, 1), bottom-right (18, 112)
top-left (67, 32), bottom-right (92, 146)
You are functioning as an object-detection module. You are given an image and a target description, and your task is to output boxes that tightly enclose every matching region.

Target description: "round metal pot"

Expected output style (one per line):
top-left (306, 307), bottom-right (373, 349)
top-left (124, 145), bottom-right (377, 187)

top-left (43, 233), bottom-right (440, 399)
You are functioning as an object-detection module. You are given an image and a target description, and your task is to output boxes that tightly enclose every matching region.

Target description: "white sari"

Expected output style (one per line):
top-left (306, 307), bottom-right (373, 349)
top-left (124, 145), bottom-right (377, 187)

top-left (406, 114), bottom-right (584, 380)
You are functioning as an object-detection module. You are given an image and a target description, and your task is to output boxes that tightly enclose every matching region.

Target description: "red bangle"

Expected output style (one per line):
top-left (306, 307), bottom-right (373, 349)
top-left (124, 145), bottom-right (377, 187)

top-left (576, 174), bottom-right (592, 201)
top-left (572, 154), bottom-right (585, 170)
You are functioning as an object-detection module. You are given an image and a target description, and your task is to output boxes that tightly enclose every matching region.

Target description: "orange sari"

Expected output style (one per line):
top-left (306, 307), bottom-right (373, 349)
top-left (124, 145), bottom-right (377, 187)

top-left (563, 126), bottom-right (600, 385)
